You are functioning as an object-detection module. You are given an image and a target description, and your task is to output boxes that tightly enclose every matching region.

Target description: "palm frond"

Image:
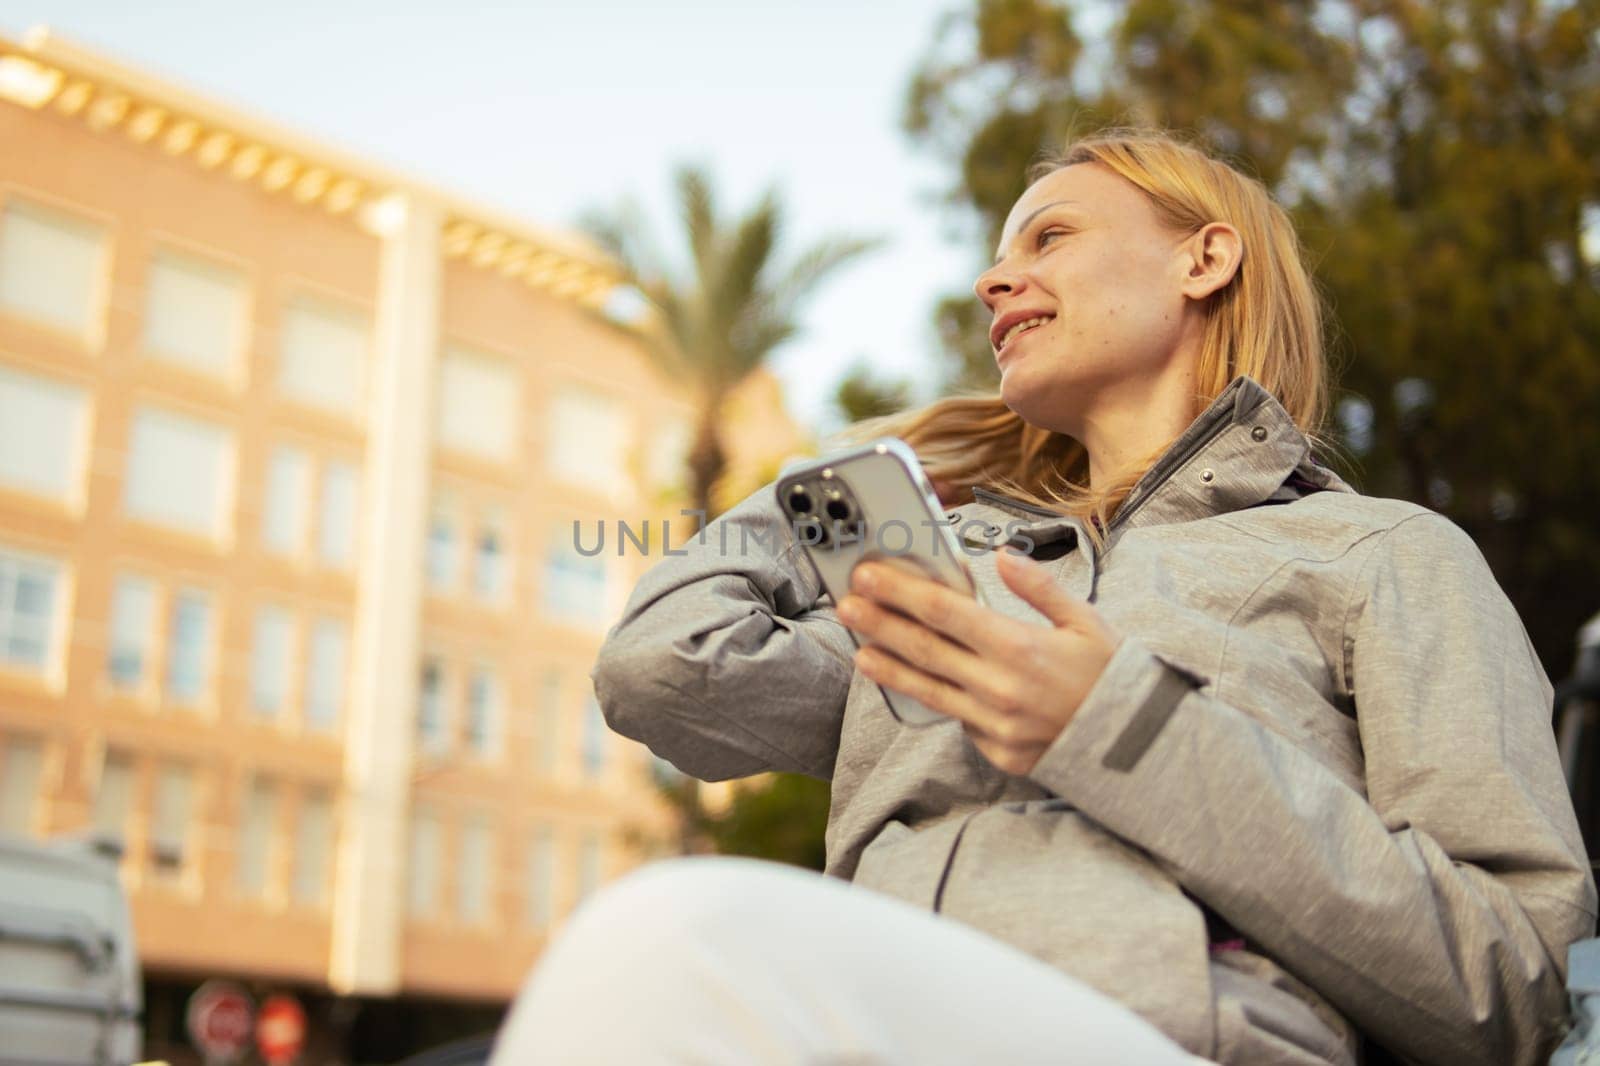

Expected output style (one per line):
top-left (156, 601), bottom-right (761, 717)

top-left (577, 208), bottom-right (630, 263)
top-left (771, 235), bottom-right (885, 316)
top-left (580, 167), bottom-right (876, 417)
top-left (727, 314), bottom-right (799, 381)
top-left (711, 189), bottom-right (781, 337)
top-left (676, 165), bottom-right (719, 285)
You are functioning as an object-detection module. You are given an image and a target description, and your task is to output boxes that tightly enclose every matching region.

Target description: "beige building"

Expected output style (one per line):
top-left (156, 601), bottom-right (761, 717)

top-left (0, 27), bottom-right (808, 1061)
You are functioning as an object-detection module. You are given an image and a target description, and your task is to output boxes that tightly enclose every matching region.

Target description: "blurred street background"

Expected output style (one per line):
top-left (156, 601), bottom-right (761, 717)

top-left (0, 1), bottom-right (1596, 1063)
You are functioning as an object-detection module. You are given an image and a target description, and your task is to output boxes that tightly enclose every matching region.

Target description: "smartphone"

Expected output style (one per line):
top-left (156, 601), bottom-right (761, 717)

top-left (775, 438), bottom-right (981, 727)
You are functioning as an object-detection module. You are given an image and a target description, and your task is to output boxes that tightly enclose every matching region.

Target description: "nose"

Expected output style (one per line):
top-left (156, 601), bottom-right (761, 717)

top-left (973, 261), bottom-right (1024, 309)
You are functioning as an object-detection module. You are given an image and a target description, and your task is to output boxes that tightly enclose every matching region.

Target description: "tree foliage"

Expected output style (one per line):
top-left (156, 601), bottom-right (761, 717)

top-left (834, 361), bottom-right (914, 424)
top-left (581, 166), bottom-right (881, 524)
top-left (905, 0), bottom-right (1600, 678)
top-left (668, 772), bottom-right (833, 871)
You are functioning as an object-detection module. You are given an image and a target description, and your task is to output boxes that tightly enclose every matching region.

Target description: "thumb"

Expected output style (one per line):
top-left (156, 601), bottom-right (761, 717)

top-left (996, 549), bottom-right (1089, 629)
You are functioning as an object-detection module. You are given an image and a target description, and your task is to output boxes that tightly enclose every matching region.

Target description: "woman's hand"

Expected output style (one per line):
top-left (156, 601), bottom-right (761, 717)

top-left (835, 551), bottom-right (1124, 776)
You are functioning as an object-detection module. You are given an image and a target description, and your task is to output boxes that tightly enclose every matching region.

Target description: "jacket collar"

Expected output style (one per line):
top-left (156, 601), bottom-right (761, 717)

top-left (1107, 375), bottom-right (1353, 534)
top-left (965, 376), bottom-right (1353, 548)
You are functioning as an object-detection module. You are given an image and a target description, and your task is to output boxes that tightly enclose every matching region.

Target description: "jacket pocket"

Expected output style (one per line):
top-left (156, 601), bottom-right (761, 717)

top-left (851, 816), bottom-right (972, 912)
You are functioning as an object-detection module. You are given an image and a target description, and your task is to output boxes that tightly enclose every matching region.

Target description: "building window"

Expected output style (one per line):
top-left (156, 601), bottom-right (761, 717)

top-left (425, 502), bottom-right (456, 590)
top-left (0, 197), bottom-right (107, 339)
top-left (436, 347), bottom-right (518, 461)
top-left (0, 546), bottom-right (61, 674)
top-left (291, 789), bottom-right (334, 906)
top-left (459, 816), bottom-right (493, 925)
top-left (0, 363), bottom-right (89, 505)
top-left (316, 459), bottom-right (360, 569)
top-left (107, 575), bottom-right (155, 691)
top-left (526, 825), bottom-right (554, 930)
top-left (278, 297), bottom-right (367, 416)
top-left (576, 832), bottom-right (602, 903)
top-left (542, 541), bottom-right (607, 627)
top-left (473, 520), bottom-right (506, 603)
top-left (150, 763), bottom-right (194, 875)
top-left (261, 446), bottom-right (310, 556)
top-left (417, 659), bottom-right (448, 754)
top-left (236, 777), bottom-right (277, 898)
top-left (305, 617), bottom-right (347, 733)
top-left (249, 606), bottom-right (293, 718)
top-left (581, 694), bottom-right (607, 778)
top-left (547, 388), bottom-right (630, 498)
top-left (164, 590), bottom-right (212, 706)
top-left (406, 807), bottom-right (440, 917)
top-left (91, 749), bottom-right (135, 844)
top-left (124, 406), bottom-right (235, 540)
top-left (536, 673), bottom-right (561, 775)
top-left (142, 248), bottom-right (248, 382)
top-left (0, 734), bottom-right (44, 835)
top-left (465, 666), bottom-right (498, 759)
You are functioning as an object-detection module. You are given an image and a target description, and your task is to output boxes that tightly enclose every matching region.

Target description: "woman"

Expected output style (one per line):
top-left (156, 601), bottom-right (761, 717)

top-left (491, 130), bottom-right (1596, 1065)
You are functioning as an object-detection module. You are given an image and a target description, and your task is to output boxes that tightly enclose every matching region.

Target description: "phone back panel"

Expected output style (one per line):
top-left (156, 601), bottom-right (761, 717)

top-left (775, 439), bottom-right (975, 726)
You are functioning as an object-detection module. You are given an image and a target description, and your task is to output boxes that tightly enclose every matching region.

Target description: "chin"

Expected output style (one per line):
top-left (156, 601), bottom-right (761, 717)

top-left (998, 364), bottom-right (1076, 435)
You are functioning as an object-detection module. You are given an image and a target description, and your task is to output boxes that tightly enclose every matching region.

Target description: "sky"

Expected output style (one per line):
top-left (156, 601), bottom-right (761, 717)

top-left (3, 0), bottom-right (993, 434)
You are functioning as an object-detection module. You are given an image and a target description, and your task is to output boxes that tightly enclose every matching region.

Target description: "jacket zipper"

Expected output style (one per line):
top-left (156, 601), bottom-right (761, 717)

top-left (971, 397), bottom-right (1242, 605)
top-left (1102, 404), bottom-right (1238, 536)
top-left (971, 406), bottom-right (1237, 538)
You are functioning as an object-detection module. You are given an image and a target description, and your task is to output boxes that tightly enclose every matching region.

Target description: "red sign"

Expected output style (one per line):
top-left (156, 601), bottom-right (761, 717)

top-left (256, 994), bottom-right (307, 1065)
top-left (186, 980), bottom-right (254, 1061)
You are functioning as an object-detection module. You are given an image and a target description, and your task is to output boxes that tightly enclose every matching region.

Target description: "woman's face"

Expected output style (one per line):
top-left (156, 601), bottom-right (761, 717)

top-left (973, 162), bottom-right (1197, 435)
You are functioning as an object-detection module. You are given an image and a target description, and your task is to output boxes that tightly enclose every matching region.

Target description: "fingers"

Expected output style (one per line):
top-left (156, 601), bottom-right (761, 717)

top-left (836, 594), bottom-right (1011, 708)
top-left (853, 644), bottom-right (991, 727)
top-left (836, 555), bottom-right (1116, 780)
top-left (846, 560), bottom-right (1034, 657)
top-left (856, 646), bottom-right (1052, 775)
top-left (994, 549), bottom-right (1093, 629)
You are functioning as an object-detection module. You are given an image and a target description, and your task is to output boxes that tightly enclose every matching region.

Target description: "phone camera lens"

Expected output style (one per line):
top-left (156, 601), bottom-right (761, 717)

top-left (788, 487), bottom-right (813, 514)
top-left (796, 518), bottom-right (830, 547)
top-left (825, 499), bottom-right (851, 522)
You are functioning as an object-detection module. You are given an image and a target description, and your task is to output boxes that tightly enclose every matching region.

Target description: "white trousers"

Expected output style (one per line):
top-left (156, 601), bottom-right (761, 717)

top-left (491, 856), bottom-right (1210, 1065)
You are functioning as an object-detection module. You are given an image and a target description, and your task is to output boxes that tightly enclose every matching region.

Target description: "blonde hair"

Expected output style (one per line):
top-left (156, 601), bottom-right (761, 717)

top-left (844, 127), bottom-right (1331, 545)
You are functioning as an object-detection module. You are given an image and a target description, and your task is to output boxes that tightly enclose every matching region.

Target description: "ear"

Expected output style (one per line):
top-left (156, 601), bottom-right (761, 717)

top-left (1178, 222), bottom-right (1243, 302)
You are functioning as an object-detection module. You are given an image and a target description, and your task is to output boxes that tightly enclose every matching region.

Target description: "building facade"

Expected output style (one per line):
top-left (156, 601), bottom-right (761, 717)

top-left (0, 28), bottom-right (808, 1061)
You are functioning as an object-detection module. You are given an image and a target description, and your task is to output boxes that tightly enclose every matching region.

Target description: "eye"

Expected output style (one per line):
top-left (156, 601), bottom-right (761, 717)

top-left (1036, 227), bottom-right (1070, 249)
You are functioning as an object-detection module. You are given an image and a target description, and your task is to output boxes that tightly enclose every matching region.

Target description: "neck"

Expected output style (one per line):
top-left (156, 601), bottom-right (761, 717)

top-left (1076, 363), bottom-right (1201, 491)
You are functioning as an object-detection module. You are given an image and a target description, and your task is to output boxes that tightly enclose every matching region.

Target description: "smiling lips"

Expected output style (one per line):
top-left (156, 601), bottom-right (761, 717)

top-left (991, 312), bottom-right (1056, 355)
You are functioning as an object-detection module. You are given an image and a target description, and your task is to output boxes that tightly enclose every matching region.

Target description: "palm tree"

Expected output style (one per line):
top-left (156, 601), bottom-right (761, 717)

top-left (583, 164), bottom-right (881, 524)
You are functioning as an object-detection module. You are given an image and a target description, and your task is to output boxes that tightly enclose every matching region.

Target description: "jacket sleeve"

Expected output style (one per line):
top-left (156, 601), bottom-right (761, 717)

top-left (591, 485), bottom-right (856, 782)
top-left (1026, 511), bottom-right (1597, 1066)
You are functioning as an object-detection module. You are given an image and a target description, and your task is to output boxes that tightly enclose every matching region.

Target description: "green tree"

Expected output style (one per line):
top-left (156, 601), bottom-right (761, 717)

top-left (582, 166), bottom-right (881, 525)
top-left (905, 0), bottom-right (1600, 678)
top-left (583, 167), bottom-right (879, 859)
top-left (669, 773), bottom-right (834, 872)
top-left (833, 360), bottom-right (913, 424)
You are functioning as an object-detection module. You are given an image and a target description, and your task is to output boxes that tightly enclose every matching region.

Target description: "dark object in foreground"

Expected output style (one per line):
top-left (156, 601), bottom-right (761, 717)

top-left (394, 1031), bottom-right (496, 1066)
top-left (1555, 611), bottom-right (1600, 864)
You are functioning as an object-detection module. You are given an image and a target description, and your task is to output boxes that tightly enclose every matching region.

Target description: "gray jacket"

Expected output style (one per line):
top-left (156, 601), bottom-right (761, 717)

top-left (592, 376), bottom-right (1597, 1065)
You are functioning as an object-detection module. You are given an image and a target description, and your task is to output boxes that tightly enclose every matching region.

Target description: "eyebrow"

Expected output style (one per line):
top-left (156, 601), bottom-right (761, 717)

top-left (993, 200), bottom-right (1080, 265)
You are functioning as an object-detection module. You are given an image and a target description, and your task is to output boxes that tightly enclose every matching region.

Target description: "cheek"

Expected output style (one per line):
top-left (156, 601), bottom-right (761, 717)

top-left (1091, 269), bottom-right (1176, 339)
